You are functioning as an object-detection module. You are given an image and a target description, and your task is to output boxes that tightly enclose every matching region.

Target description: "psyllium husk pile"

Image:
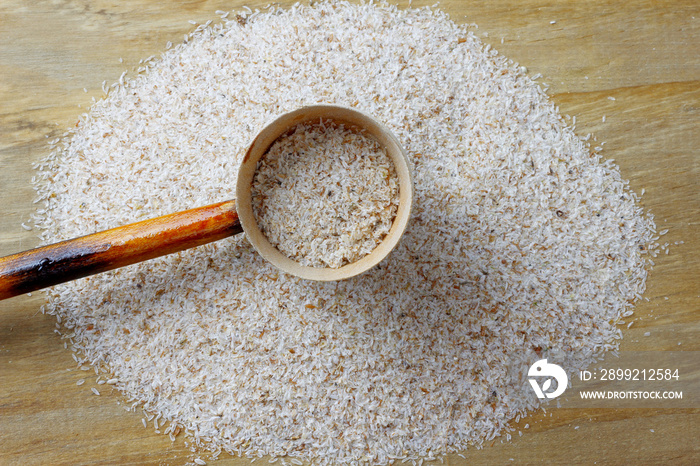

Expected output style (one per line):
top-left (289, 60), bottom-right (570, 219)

top-left (32, 1), bottom-right (659, 464)
top-left (251, 120), bottom-right (399, 268)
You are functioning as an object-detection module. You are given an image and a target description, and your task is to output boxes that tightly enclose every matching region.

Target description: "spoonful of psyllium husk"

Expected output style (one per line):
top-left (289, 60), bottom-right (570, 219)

top-left (0, 105), bottom-right (414, 300)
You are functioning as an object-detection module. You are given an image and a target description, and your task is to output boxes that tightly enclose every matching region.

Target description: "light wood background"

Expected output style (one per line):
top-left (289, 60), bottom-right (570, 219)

top-left (1, 1), bottom-right (698, 464)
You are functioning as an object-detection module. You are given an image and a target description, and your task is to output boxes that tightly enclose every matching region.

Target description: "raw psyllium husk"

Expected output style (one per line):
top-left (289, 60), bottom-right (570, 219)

top-left (251, 120), bottom-right (399, 268)
top-left (32, 1), bottom-right (657, 464)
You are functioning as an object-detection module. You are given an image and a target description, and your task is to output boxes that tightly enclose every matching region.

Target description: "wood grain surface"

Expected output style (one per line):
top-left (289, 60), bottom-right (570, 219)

top-left (1, 1), bottom-right (698, 465)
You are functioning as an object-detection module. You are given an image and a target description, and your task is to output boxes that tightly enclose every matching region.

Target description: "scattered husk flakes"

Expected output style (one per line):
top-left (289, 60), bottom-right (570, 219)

top-left (32, 1), bottom-right (656, 464)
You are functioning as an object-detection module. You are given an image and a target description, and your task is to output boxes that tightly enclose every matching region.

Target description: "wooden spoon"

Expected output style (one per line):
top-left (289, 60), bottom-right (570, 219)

top-left (0, 105), bottom-right (413, 300)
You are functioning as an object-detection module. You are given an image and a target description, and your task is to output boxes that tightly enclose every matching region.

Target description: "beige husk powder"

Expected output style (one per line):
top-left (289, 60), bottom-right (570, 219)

top-left (251, 120), bottom-right (399, 269)
top-left (32, 1), bottom-right (658, 464)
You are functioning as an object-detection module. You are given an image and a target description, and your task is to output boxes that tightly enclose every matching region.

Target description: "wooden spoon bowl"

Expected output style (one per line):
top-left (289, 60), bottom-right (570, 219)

top-left (237, 105), bottom-right (413, 281)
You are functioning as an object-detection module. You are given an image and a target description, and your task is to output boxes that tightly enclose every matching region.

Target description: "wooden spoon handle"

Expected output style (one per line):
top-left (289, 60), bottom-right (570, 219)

top-left (0, 200), bottom-right (242, 300)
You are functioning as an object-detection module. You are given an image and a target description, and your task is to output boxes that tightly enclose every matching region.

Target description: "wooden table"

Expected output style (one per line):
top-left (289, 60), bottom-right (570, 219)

top-left (1, 1), bottom-right (698, 464)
